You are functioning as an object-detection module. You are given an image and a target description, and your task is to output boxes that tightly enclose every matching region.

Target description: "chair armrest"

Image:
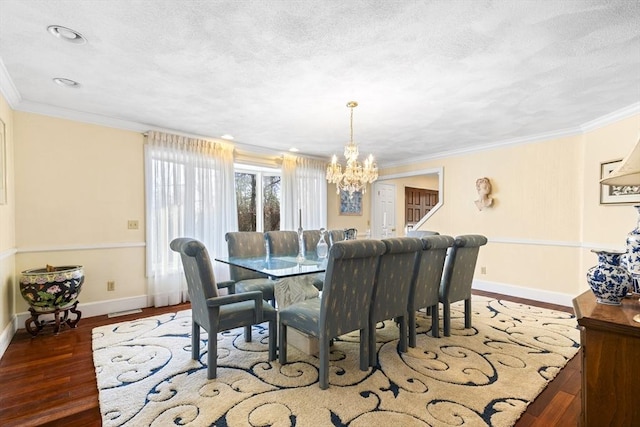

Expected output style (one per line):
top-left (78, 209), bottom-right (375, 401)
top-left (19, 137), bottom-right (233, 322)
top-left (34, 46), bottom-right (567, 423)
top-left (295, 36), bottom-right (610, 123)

top-left (206, 291), bottom-right (264, 323)
top-left (217, 280), bottom-right (236, 294)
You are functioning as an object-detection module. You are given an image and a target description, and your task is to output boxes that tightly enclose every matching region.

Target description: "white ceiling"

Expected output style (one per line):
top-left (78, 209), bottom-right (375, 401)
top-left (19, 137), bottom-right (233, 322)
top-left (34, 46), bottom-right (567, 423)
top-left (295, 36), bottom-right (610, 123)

top-left (0, 0), bottom-right (639, 167)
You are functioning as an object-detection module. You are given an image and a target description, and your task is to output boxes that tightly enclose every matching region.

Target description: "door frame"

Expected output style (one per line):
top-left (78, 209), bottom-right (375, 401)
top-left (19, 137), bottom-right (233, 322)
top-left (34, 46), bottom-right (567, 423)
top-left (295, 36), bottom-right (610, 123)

top-left (371, 166), bottom-right (444, 233)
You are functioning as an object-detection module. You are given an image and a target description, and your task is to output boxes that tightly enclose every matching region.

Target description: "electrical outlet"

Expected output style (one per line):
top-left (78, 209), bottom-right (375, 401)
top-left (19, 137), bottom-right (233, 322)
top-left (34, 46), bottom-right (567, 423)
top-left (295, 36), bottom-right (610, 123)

top-left (107, 281), bottom-right (115, 291)
top-left (127, 220), bottom-right (139, 230)
top-left (480, 266), bottom-right (487, 274)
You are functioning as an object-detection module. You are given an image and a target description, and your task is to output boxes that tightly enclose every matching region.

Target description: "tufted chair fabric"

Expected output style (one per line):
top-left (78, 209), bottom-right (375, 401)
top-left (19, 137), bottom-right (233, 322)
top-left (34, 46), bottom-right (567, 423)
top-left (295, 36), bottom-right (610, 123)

top-left (408, 235), bottom-right (455, 345)
top-left (225, 232), bottom-right (275, 306)
top-left (170, 238), bottom-right (277, 379)
top-left (439, 234), bottom-right (488, 336)
top-left (406, 230), bottom-right (440, 238)
top-left (278, 239), bottom-right (386, 389)
top-left (265, 230), bottom-right (300, 256)
top-left (302, 229), bottom-right (322, 252)
top-left (328, 229), bottom-right (346, 247)
top-left (369, 237), bottom-right (422, 366)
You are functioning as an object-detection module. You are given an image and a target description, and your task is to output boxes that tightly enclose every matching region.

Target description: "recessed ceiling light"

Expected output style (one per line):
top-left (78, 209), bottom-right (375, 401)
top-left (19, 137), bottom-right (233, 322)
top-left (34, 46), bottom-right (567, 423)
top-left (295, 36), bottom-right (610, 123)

top-left (47, 25), bottom-right (86, 44)
top-left (220, 134), bottom-right (234, 140)
top-left (289, 147), bottom-right (299, 152)
top-left (53, 77), bottom-right (80, 88)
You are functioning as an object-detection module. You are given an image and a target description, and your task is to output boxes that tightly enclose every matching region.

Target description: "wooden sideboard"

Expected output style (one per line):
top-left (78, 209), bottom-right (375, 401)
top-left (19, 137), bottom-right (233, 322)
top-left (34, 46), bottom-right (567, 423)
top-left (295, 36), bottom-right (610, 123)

top-left (573, 291), bottom-right (640, 426)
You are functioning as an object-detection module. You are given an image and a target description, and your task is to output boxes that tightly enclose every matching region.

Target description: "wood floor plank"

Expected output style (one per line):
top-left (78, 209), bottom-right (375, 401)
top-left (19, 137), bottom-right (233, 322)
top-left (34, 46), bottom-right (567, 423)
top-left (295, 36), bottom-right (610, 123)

top-left (0, 296), bottom-right (580, 426)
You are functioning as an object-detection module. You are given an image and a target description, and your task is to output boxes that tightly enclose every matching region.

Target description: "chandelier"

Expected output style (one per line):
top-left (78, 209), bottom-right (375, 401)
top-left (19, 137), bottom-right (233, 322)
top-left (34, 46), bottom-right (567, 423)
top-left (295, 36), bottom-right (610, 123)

top-left (326, 101), bottom-right (378, 196)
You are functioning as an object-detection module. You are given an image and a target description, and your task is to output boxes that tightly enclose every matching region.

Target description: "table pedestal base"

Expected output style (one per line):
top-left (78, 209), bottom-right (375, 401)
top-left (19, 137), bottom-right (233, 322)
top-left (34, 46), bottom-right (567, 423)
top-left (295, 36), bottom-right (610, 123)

top-left (25, 302), bottom-right (82, 336)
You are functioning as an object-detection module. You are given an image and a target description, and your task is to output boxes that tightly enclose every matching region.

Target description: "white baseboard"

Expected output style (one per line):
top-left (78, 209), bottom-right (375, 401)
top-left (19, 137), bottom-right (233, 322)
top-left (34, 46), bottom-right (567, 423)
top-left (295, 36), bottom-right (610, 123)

top-left (15, 295), bottom-right (150, 329)
top-left (473, 279), bottom-right (575, 308)
top-left (0, 315), bottom-right (18, 361)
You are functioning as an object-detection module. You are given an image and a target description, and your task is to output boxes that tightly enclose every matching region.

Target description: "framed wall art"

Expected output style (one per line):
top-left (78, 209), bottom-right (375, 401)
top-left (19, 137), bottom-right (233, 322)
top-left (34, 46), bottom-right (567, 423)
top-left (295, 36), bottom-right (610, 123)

top-left (339, 190), bottom-right (362, 215)
top-left (600, 159), bottom-right (640, 204)
top-left (0, 118), bottom-right (5, 205)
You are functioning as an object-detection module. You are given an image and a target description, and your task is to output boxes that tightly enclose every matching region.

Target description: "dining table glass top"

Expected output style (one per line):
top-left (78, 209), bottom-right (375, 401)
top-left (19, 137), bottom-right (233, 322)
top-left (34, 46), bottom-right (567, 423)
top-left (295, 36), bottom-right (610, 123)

top-left (215, 253), bottom-right (328, 279)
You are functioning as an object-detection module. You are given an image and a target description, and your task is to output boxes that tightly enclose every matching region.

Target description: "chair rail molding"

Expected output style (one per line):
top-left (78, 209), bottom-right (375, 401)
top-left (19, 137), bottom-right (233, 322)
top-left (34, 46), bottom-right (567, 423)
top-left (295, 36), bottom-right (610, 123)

top-left (17, 241), bottom-right (146, 253)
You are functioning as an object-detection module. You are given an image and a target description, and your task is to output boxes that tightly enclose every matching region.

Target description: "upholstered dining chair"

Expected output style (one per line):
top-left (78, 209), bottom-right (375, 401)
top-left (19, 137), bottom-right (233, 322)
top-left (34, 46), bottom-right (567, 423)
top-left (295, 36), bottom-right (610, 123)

top-left (170, 238), bottom-right (277, 379)
top-left (408, 234), bottom-right (454, 345)
top-left (406, 230), bottom-right (440, 238)
top-left (369, 237), bottom-right (422, 366)
top-left (278, 239), bottom-right (386, 389)
top-left (302, 229), bottom-right (322, 253)
top-left (264, 230), bottom-right (299, 256)
top-left (439, 234), bottom-right (488, 337)
top-left (328, 229), bottom-right (346, 247)
top-left (225, 231), bottom-right (275, 306)
top-left (344, 228), bottom-right (358, 240)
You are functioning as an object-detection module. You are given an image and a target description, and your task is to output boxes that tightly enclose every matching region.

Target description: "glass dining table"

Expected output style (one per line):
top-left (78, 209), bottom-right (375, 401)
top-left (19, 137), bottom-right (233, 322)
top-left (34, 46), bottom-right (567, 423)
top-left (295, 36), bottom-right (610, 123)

top-left (215, 253), bottom-right (328, 280)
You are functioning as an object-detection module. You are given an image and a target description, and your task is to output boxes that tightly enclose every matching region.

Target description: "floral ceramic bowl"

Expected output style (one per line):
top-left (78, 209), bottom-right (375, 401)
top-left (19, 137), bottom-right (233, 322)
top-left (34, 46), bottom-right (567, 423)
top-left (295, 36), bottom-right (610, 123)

top-left (20, 265), bottom-right (84, 312)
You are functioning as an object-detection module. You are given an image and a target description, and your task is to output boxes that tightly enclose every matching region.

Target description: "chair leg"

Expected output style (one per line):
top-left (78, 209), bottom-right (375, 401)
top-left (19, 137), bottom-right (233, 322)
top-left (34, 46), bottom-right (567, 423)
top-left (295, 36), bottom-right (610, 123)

top-left (398, 314), bottom-right (408, 353)
top-left (244, 326), bottom-right (252, 342)
top-left (408, 309), bottom-right (417, 348)
top-left (360, 322), bottom-right (377, 371)
top-left (464, 298), bottom-right (472, 329)
top-left (431, 304), bottom-right (440, 338)
top-left (192, 321), bottom-right (200, 361)
top-left (278, 322), bottom-right (288, 365)
top-left (319, 335), bottom-right (330, 389)
top-left (268, 317), bottom-right (277, 362)
top-left (443, 302), bottom-right (451, 337)
top-left (207, 329), bottom-right (218, 379)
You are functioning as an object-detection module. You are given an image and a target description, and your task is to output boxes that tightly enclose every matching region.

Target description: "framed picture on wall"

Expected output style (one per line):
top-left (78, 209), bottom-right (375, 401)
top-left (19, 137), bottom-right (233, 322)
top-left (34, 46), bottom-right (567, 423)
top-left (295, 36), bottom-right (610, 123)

top-left (0, 118), bottom-right (6, 205)
top-left (339, 190), bottom-right (362, 215)
top-left (600, 159), bottom-right (640, 204)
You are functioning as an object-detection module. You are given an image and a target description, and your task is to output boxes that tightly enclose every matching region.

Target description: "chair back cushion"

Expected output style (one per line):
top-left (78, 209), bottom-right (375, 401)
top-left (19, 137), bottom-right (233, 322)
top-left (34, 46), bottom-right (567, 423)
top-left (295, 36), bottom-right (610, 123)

top-left (170, 238), bottom-right (217, 326)
top-left (321, 239), bottom-right (386, 337)
top-left (328, 229), bottom-right (345, 247)
top-left (265, 230), bottom-right (299, 256)
top-left (371, 237), bottom-right (423, 321)
top-left (302, 229), bottom-right (322, 253)
top-left (440, 234), bottom-right (488, 302)
top-left (411, 235), bottom-right (455, 309)
top-left (406, 230), bottom-right (440, 237)
top-left (225, 232), bottom-right (268, 281)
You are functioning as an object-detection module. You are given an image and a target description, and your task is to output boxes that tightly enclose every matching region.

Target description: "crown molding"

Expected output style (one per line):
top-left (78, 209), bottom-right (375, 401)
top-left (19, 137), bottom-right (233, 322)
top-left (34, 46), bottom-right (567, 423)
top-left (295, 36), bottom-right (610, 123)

top-left (0, 57), bottom-right (21, 107)
top-left (580, 102), bottom-right (640, 132)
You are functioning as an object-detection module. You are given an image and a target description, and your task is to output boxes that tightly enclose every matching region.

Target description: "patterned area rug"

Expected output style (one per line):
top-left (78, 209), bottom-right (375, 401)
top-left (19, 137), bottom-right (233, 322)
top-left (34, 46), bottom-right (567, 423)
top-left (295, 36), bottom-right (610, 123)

top-left (92, 295), bottom-right (580, 426)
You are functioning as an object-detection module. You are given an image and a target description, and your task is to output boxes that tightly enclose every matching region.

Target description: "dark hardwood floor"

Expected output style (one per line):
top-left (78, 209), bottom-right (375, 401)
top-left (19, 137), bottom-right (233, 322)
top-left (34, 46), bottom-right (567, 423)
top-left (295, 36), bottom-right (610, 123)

top-left (0, 290), bottom-right (581, 426)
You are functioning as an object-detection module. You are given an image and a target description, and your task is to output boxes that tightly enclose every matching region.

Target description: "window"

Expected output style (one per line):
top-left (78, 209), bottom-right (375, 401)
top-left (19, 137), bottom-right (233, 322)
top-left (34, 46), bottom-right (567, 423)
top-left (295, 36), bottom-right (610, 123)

top-left (235, 165), bottom-right (281, 232)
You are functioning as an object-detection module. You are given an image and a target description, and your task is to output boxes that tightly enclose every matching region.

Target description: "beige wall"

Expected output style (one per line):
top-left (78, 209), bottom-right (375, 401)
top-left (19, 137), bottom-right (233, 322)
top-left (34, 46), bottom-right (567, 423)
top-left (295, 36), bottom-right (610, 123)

top-left (353, 114), bottom-right (640, 303)
top-left (0, 93), bottom-right (16, 337)
top-left (13, 112), bottom-right (147, 312)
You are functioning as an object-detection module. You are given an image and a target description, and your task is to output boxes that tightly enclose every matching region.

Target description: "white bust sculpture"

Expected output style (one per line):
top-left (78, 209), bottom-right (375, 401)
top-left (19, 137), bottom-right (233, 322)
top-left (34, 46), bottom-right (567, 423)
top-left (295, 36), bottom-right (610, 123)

top-left (474, 177), bottom-right (494, 211)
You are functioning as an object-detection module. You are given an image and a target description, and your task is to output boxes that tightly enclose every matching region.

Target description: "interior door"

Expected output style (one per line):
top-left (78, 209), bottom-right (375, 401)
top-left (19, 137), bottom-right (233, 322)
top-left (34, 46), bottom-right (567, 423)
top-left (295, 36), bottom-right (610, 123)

top-left (405, 187), bottom-right (439, 226)
top-left (372, 182), bottom-right (396, 238)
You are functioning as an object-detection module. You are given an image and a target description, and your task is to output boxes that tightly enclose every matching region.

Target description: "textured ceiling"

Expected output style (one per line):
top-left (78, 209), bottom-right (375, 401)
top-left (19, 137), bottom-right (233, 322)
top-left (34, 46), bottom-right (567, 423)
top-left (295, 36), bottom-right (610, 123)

top-left (0, 0), bottom-right (639, 167)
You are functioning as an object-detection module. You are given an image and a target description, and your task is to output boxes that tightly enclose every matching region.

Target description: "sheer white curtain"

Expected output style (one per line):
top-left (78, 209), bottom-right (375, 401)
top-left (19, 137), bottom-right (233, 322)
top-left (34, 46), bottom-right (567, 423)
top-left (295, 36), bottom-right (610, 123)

top-left (281, 154), bottom-right (327, 230)
top-left (144, 131), bottom-right (237, 307)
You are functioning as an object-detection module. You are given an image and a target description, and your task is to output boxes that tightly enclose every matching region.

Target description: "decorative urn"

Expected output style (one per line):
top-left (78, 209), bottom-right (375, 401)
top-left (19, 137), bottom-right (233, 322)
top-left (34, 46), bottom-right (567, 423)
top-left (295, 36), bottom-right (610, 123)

top-left (586, 250), bottom-right (632, 305)
top-left (19, 265), bottom-right (84, 312)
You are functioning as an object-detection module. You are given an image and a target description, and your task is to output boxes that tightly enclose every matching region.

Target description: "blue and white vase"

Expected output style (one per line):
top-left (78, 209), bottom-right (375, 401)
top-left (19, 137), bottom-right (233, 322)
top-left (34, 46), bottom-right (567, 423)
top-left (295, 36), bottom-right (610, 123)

top-left (587, 250), bottom-right (632, 305)
top-left (626, 205), bottom-right (640, 279)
